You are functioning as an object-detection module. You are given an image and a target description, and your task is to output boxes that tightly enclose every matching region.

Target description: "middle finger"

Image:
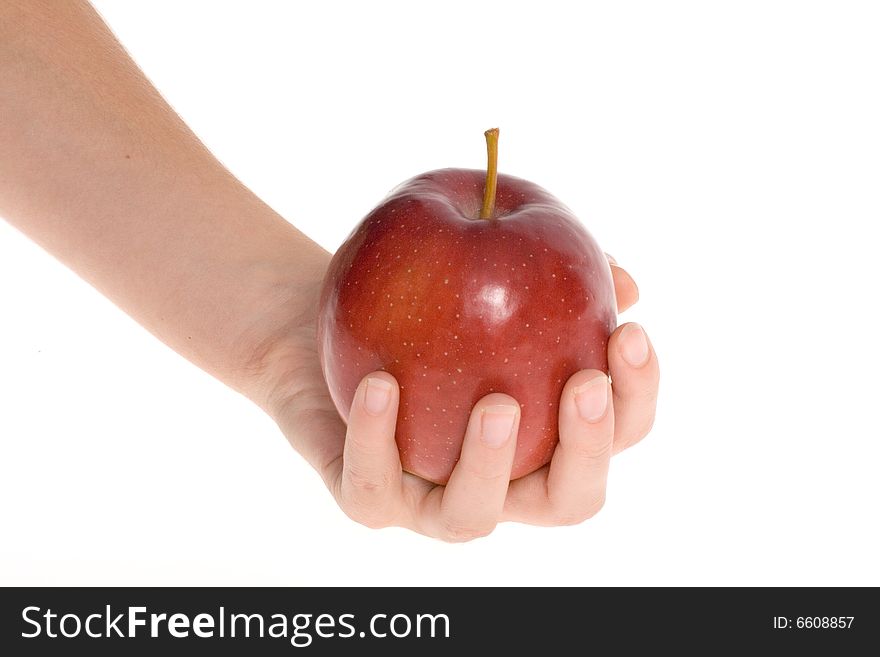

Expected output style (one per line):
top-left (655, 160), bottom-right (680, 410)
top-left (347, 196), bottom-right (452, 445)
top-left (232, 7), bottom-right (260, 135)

top-left (422, 393), bottom-right (520, 541)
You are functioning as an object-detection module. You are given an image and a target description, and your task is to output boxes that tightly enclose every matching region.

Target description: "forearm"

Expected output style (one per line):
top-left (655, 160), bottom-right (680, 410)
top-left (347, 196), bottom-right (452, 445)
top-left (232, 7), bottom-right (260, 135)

top-left (0, 1), bottom-right (326, 400)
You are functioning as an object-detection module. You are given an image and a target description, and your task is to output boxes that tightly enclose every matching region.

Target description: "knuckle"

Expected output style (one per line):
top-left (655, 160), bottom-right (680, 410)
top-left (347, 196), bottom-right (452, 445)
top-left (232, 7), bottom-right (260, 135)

top-left (625, 412), bottom-right (656, 444)
top-left (553, 495), bottom-right (606, 526)
top-left (439, 518), bottom-right (495, 543)
top-left (614, 413), bottom-right (656, 453)
top-left (339, 466), bottom-right (397, 530)
top-left (456, 459), bottom-right (509, 485)
top-left (637, 412), bottom-right (656, 438)
top-left (553, 512), bottom-right (587, 527)
top-left (566, 437), bottom-right (614, 463)
top-left (345, 462), bottom-right (394, 495)
top-left (346, 432), bottom-right (387, 459)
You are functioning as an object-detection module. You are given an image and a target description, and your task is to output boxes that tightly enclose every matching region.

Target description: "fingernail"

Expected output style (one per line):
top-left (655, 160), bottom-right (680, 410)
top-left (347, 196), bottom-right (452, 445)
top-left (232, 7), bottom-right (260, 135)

top-left (363, 378), bottom-right (392, 416)
top-left (481, 405), bottom-right (518, 448)
top-left (573, 376), bottom-right (609, 423)
top-left (620, 323), bottom-right (650, 368)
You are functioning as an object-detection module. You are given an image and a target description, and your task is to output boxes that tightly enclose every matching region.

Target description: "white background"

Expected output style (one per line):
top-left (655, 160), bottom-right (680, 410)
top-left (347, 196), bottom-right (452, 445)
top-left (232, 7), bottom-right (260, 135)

top-left (2, 0), bottom-right (878, 585)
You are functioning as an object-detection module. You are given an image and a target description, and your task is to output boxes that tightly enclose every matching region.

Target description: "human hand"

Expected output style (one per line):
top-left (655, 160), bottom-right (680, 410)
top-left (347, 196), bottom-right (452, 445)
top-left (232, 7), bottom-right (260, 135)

top-left (0, 0), bottom-right (656, 541)
top-left (262, 257), bottom-right (658, 541)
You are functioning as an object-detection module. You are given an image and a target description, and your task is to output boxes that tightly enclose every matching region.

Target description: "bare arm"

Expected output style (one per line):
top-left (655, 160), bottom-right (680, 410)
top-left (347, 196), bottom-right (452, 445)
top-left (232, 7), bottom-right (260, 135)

top-left (0, 1), bottom-right (658, 541)
top-left (0, 0), bottom-right (327, 402)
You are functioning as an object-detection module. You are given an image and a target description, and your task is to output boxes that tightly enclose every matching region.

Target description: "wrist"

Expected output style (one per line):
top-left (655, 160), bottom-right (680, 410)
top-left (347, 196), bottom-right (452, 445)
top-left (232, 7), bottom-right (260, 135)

top-left (231, 238), bottom-right (330, 413)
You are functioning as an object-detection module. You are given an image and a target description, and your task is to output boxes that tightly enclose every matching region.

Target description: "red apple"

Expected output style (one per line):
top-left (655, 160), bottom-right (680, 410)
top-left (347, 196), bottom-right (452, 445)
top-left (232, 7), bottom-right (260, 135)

top-left (318, 129), bottom-right (616, 484)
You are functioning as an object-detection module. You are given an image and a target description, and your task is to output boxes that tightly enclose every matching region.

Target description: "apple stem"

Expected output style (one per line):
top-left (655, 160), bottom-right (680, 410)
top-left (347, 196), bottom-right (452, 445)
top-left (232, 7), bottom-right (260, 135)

top-left (479, 128), bottom-right (500, 220)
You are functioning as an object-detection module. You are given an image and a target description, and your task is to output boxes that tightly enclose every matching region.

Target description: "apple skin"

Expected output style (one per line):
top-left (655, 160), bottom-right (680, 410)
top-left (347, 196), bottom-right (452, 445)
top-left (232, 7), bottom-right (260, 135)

top-left (318, 168), bottom-right (617, 484)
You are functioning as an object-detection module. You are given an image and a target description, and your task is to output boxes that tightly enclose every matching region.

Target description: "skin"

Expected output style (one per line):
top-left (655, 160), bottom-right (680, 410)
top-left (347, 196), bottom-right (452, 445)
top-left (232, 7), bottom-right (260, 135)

top-left (0, 0), bottom-right (659, 542)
